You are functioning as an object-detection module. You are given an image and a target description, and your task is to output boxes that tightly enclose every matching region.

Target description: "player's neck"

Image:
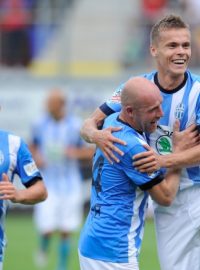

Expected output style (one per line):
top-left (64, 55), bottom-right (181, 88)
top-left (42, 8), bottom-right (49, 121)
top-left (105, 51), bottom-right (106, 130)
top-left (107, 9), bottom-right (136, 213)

top-left (156, 72), bottom-right (186, 92)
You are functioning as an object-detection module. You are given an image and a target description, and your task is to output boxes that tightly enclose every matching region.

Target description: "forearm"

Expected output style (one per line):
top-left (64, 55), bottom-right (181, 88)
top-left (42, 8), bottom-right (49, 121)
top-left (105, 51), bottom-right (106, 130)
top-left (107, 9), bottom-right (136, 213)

top-left (150, 168), bottom-right (181, 206)
top-left (80, 118), bottom-right (99, 143)
top-left (164, 168), bottom-right (181, 200)
top-left (159, 145), bottom-right (200, 169)
top-left (14, 181), bottom-right (47, 205)
top-left (80, 108), bottom-right (106, 143)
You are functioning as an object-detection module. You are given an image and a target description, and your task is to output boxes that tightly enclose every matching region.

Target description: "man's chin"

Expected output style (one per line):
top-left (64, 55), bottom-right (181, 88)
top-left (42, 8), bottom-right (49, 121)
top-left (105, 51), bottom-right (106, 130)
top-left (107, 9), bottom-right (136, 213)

top-left (148, 124), bottom-right (157, 133)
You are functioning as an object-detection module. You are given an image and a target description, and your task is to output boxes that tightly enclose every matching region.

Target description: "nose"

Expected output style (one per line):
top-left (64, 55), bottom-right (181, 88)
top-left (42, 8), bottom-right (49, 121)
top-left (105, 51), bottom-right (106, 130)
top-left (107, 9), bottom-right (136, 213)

top-left (177, 45), bottom-right (186, 55)
top-left (157, 105), bottom-right (164, 118)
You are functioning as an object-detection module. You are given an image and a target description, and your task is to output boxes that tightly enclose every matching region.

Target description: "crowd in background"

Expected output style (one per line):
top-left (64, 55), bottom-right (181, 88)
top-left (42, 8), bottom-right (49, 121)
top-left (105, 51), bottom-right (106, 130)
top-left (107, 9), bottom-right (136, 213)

top-left (0, 0), bottom-right (74, 66)
top-left (0, 0), bottom-right (200, 69)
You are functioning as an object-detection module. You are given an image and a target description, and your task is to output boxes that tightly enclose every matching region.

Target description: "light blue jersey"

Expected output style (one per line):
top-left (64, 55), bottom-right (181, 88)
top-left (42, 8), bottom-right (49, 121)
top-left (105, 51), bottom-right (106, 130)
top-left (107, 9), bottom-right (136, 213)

top-left (100, 70), bottom-right (200, 190)
top-left (79, 113), bottom-right (164, 263)
top-left (0, 130), bottom-right (42, 261)
top-left (31, 114), bottom-right (84, 195)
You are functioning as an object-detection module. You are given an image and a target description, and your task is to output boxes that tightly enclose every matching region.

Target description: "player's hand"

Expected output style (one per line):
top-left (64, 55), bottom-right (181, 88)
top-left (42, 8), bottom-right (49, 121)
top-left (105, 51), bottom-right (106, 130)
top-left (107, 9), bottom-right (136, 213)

top-left (93, 127), bottom-right (126, 164)
top-left (0, 173), bottom-right (20, 202)
top-left (133, 144), bottom-right (161, 173)
top-left (173, 121), bottom-right (200, 152)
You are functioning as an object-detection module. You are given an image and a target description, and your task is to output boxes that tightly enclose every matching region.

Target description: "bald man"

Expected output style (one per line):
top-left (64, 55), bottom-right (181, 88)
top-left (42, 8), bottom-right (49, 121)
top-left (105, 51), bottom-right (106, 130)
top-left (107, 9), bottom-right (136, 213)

top-left (78, 77), bottom-right (181, 270)
top-left (29, 88), bottom-right (93, 270)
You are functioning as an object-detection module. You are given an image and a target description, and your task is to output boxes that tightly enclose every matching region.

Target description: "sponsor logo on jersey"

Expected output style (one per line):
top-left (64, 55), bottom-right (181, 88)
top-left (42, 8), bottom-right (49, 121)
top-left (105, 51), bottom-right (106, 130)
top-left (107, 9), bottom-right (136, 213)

top-left (24, 162), bottom-right (38, 176)
top-left (175, 103), bottom-right (185, 120)
top-left (108, 88), bottom-right (122, 104)
top-left (0, 151), bottom-right (4, 165)
top-left (156, 135), bottom-right (172, 155)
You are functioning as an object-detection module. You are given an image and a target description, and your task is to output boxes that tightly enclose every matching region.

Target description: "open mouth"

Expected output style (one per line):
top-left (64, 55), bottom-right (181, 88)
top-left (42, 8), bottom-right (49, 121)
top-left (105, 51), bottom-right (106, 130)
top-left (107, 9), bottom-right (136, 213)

top-left (172, 59), bottom-right (186, 65)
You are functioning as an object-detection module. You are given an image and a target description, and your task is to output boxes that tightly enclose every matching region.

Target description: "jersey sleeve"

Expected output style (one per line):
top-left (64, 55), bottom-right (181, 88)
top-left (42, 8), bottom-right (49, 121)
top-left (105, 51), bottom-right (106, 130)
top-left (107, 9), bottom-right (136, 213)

top-left (121, 144), bottom-right (164, 190)
top-left (99, 83), bottom-right (124, 116)
top-left (15, 139), bottom-right (42, 187)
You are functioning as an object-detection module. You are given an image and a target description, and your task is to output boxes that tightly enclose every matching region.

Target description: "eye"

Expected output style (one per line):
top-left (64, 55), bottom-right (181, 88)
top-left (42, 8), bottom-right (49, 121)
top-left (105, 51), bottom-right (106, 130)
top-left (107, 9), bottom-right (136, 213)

top-left (168, 43), bottom-right (176, 49)
top-left (183, 43), bottom-right (190, 49)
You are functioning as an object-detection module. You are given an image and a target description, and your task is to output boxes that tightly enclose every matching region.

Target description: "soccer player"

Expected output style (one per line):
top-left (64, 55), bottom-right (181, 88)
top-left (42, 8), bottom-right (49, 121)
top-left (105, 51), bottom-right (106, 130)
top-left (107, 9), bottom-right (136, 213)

top-left (29, 88), bottom-right (93, 270)
top-left (79, 77), bottom-right (183, 270)
top-left (80, 14), bottom-right (200, 270)
top-left (0, 124), bottom-right (47, 270)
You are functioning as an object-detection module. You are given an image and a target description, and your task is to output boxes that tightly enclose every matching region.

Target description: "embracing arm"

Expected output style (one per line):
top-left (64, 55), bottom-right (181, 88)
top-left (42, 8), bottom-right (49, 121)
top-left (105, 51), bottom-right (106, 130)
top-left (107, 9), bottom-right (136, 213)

top-left (159, 145), bottom-right (200, 168)
top-left (133, 122), bottom-right (200, 172)
top-left (80, 108), bottom-right (106, 143)
top-left (148, 168), bottom-right (181, 206)
top-left (80, 107), bottom-right (126, 163)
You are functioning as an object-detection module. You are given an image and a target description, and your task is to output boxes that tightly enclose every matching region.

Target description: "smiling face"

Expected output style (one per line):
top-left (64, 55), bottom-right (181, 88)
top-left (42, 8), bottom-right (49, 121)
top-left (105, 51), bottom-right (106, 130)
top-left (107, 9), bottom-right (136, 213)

top-left (121, 77), bottom-right (164, 133)
top-left (150, 27), bottom-right (191, 79)
top-left (133, 92), bottom-right (163, 133)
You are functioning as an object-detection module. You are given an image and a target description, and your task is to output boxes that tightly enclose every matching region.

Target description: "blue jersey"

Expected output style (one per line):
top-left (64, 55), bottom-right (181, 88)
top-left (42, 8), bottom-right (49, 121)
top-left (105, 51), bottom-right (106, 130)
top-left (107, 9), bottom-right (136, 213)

top-left (30, 113), bottom-right (84, 195)
top-left (0, 130), bottom-right (42, 261)
top-left (79, 113), bottom-right (164, 263)
top-left (100, 70), bottom-right (200, 190)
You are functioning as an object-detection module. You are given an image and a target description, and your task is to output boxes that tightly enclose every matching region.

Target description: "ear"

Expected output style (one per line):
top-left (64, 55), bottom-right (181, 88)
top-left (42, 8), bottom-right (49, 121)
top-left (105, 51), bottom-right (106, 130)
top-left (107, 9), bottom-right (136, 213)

top-left (126, 106), bottom-right (134, 117)
top-left (150, 45), bottom-right (157, 57)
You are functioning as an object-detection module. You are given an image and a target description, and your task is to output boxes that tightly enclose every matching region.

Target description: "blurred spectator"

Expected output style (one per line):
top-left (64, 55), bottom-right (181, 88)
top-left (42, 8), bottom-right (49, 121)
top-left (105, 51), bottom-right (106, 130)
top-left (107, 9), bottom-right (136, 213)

top-left (179, 0), bottom-right (200, 66)
top-left (140, 0), bottom-right (168, 62)
top-left (29, 88), bottom-right (94, 270)
top-left (0, 0), bottom-right (32, 66)
top-left (123, 0), bottom-right (169, 68)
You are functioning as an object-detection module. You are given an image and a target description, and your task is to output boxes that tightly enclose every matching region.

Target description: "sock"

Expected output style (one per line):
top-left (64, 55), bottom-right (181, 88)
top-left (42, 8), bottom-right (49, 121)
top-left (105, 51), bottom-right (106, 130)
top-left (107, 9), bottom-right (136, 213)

top-left (40, 235), bottom-right (50, 253)
top-left (57, 238), bottom-right (70, 270)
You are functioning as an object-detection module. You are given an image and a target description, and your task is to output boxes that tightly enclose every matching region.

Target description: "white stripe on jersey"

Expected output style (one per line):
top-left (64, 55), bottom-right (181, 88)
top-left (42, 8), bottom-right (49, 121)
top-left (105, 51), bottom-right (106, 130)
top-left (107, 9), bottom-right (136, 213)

top-left (128, 189), bottom-right (147, 261)
top-left (187, 81), bottom-right (200, 126)
top-left (8, 134), bottom-right (20, 180)
top-left (169, 85), bottom-right (186, 127)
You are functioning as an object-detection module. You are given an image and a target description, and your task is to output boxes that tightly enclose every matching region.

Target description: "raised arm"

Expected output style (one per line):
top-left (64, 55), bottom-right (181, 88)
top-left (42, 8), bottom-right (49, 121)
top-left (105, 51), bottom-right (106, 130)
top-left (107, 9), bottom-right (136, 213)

top-left (80, 108), bottom-right (126, 163)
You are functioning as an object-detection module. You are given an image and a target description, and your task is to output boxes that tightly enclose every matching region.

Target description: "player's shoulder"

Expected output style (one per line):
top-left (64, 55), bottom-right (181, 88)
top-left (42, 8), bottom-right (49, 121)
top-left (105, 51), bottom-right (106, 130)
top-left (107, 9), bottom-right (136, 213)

top-left (0, 129), bottom-right (23, 154)
top-left (32, 113), bottom-right (49, 127)
top-left (65, 114), bottom-right (82, 129)
top-left (0, 129), bottom-right (20, 140)
top-left (103, 112), bottom-right (120, 128)
top-left (187, 70), bottom-right (200, 83)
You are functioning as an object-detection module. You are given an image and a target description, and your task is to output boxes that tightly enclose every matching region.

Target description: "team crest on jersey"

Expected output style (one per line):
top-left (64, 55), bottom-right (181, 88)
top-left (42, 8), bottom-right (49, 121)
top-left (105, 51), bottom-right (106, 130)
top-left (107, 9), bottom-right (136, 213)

top-left (156, 135), bottom-right (172, 155)
top-left (0, 151), bottom-right (4, 165)
top-left (175, 103), bottom-right (185, 120)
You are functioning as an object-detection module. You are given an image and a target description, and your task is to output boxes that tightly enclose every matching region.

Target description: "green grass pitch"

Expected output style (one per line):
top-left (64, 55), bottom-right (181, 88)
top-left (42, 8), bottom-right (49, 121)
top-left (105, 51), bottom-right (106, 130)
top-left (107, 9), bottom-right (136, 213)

top-left (3, 211), bottom-right (160, 270)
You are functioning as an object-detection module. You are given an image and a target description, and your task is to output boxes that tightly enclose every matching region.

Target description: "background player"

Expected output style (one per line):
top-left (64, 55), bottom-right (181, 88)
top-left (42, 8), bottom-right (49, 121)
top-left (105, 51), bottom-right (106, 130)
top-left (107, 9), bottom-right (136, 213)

top-left (29, 88), bottom-right (93, 270)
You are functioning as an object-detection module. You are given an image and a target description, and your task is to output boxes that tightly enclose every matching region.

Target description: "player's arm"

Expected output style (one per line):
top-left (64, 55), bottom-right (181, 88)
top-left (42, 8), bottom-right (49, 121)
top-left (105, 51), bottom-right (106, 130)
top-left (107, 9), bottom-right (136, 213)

top-left (0, 173), bottom-right (47, 204)
top-left (133, 122), bottom-right (200, 172)
top-left (147, 168), bottom-right (181, 206)
top-left (160, 144), bottom-right (200, 168)
top-left (80, 107), bottom-right (126, 163)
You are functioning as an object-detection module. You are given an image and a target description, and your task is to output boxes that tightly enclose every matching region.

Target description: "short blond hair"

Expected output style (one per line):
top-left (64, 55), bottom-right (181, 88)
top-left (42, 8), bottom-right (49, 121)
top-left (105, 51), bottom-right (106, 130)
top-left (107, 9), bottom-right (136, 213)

top-left (150, 14), bottom-right (190, 45)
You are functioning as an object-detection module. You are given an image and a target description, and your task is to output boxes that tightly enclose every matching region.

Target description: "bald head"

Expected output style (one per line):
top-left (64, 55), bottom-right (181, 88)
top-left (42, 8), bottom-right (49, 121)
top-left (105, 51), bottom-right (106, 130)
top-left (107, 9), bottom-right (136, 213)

top-left (120, 77), bottom-right (163, 133)
top-left (46, 88), bottom-right (66, 120)
top-left (121, 77), bottom-right (161, 109)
